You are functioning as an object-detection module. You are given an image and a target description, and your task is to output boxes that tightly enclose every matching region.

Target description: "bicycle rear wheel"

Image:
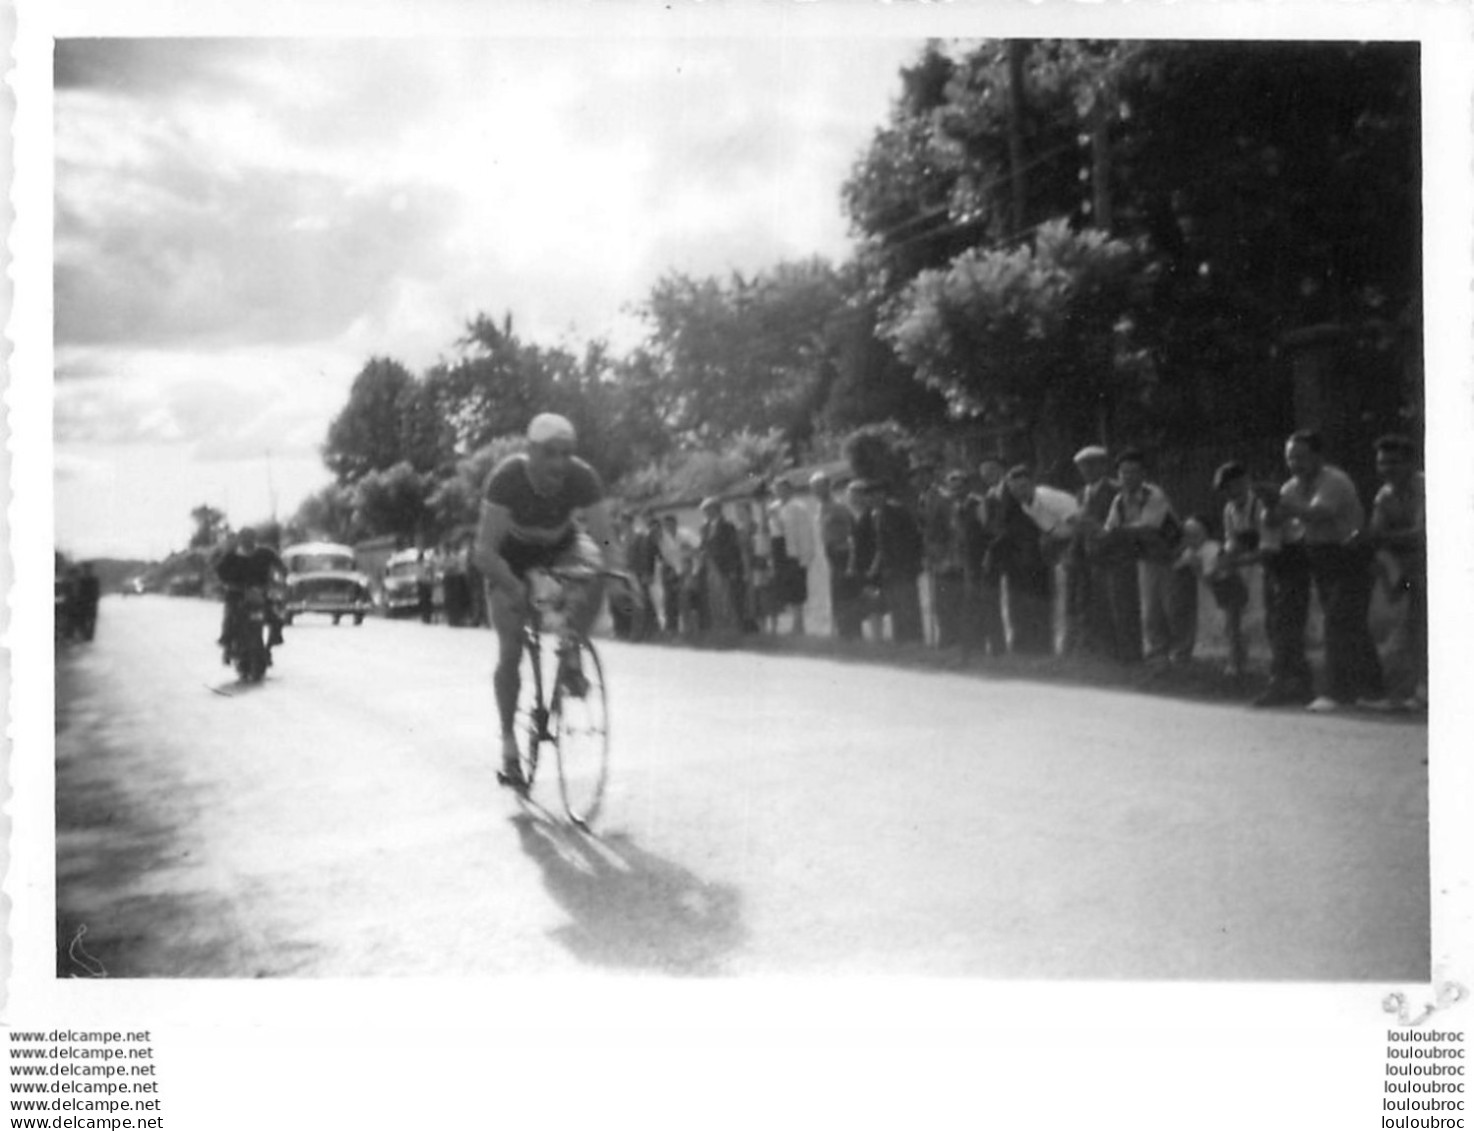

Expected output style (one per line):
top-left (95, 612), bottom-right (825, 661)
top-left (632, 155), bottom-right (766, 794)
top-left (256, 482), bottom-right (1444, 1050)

top-left (553, 636), bottom-right (609, 827)
top-left (512, 632), bottom-right (554, 790)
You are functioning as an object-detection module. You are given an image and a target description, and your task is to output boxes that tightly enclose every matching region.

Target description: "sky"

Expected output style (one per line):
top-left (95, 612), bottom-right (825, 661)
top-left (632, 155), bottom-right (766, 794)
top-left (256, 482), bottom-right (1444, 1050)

top-left (51, 33), bottom-right (925, 561)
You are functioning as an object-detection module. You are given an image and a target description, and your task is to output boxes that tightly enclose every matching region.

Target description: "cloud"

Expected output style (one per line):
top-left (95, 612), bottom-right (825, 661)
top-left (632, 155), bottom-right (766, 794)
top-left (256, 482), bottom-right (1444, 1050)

top-left (55, 38), bottom-right (257, 97)
top-left (47, 34), bottom-right (924, 559)
top-left (53, 36), bottom-right (917, 358)
top-left (56, 151), bottom-right (461, 349)
top-left (52, 347), bottom-right (352, 459)
top-left (53, 450), bottom-right (114, 484)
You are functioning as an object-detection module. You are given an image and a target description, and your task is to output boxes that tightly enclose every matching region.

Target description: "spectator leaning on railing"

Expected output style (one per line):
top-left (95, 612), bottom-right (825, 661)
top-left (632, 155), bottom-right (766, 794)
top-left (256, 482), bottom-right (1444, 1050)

top-left (628, 513), bottom-right (663, 637)
top-left (812, 471), bottom-right (861, 641)
top-left (1213, 460), bottom-right (1278, 678)
top-left (1266, 428), bottom-right (1387, 713)
top-left (961, 458), bottom-right (1009, 658)
top-left (926, 468), bottom-right (971, 648)
top-left (1174, 516), bottom-right (1244, 670)
top-left (1104, 449), bottom-right (1188, 663)
top-left (1069, 445), bottom-right (1140, 662)
top-left (989, 466), bottom-right (1065, 655)
top-left (853, 479), bottom-right (925, 644)
top-left (658, 514), bottom-right (697, 638)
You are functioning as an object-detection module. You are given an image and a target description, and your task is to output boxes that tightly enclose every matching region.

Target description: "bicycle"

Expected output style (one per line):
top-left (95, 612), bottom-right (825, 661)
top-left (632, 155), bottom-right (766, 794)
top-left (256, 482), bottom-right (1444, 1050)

top-left (497, 566), bottom-right (627, 828)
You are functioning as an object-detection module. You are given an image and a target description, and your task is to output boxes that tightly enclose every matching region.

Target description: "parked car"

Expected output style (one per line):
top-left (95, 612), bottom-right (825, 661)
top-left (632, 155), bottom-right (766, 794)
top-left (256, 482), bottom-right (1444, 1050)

top-left (281, 541), bottom-right (373, 626)
top-left (165, 572), bottom-right (204, 597)
top-left (381, 549), bottom-right (429, 618)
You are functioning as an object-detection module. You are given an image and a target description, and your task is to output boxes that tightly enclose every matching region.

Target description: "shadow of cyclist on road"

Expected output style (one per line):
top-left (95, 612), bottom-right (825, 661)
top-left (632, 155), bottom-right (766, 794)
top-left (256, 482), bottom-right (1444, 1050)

top-left (510, 812), bottom-right (746, 975)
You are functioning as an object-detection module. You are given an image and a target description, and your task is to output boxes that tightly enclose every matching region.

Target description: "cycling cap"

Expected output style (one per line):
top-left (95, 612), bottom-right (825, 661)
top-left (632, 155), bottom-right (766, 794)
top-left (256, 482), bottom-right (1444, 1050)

top-left (527, 413), bottom-right (577, 445)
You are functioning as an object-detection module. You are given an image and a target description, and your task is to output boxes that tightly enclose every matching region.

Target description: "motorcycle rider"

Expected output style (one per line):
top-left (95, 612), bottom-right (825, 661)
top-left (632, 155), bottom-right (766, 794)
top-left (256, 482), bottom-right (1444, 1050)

top-left (216, 528), bottom-right (287, 662)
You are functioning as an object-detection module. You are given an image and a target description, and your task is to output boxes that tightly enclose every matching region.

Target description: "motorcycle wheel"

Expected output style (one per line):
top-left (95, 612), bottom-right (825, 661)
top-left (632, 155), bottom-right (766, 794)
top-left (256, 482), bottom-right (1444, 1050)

top-left (236, 627), bottom-right (268, 683)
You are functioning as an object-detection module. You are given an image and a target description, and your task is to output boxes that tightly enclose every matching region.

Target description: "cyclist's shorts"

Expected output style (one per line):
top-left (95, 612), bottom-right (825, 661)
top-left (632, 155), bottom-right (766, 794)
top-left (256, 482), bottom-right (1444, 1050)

top-left (496, 530), bottom-right (602, 583)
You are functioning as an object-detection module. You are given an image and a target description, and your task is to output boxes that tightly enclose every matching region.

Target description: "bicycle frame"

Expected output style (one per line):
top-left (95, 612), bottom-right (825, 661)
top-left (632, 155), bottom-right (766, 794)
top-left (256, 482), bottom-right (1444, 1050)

top-left (510, 566), bottom-right (627, 827)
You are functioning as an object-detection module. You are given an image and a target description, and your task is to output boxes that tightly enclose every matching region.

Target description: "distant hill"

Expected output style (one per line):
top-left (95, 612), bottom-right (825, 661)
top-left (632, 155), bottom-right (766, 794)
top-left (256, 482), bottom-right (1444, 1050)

top-left (62, 547), bottom-right (233, 596)
top-left (84, 559), bottom-right (155, 594)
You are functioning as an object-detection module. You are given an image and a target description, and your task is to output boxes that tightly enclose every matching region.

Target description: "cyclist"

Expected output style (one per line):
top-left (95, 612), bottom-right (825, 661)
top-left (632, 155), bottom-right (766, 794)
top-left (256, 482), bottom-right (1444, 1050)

top-left (473, 413), bottom-right (614, 788)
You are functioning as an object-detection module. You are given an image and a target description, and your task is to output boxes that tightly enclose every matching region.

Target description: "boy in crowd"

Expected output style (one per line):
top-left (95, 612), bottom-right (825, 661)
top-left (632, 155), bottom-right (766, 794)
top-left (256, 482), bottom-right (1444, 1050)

top-left (1176, 516), bottom-right (1248, 673)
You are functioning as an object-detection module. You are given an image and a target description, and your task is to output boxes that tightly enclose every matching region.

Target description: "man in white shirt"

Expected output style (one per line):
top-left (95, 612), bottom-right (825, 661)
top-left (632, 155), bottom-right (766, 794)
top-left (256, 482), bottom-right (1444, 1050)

top-left (1009, 470), bottom-right (1082, 538)
top-left (998, 465), bottom-right (1075, 654)
top-left (769, 478), bottom-right (816, 635)
top-left (1270, 429), bottom-right (1385, 712)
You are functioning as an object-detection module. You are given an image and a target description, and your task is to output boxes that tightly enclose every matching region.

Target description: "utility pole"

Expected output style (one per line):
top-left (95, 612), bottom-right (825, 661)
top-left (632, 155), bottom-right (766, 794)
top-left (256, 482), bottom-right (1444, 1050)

top-left (1006, 40), bottom-right (1029, 238)
top-left (1090, 95), bottom-right (1113, 233)
top-left (1086, 75), bottom-right (1116, 447)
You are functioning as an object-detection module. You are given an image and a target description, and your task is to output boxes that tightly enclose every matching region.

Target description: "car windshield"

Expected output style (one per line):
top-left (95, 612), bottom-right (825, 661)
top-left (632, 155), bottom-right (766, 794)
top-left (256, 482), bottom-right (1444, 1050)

top-left (289, 553), bottom-right (355, 573)
top-left (387, 561), bottom-right (420, 578)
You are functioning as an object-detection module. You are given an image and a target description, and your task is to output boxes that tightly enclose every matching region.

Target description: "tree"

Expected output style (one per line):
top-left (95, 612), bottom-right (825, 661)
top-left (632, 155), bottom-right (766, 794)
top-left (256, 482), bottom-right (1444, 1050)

top-left (188, 504), bottom-right (229, 549)
top-left (396, 379), bottom-right (455, 475)
top-left (323, 357), bottom-right (420, 485)
top-left (425, 435), bottom-right (529, 538)
top-left (636, 258), bottom-right (851, 449)
top-left (843, 40), bottom-right (1124, 301)
top-left (352, 462), bottom-right (434, 545)
top-left (290, 483), bottom-right (358, 545)
top-left (845, 39), bottom-right (1421, 456)
top-left (842, 422), bottom-right (915, 491)
top-left (880, 219), bottom-right (1151, 466)
top-left (1109, 41), bottom-right (1420, 444)
top-left (616, 429), bottom-right (789, 509)
top-left (817, 293), bottom-right (948, 433)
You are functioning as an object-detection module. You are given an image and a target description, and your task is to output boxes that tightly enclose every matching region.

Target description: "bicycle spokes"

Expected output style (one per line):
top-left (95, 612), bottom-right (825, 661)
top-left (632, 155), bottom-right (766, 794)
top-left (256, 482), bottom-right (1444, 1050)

top-left (554, 638), bottom-right (609, 828)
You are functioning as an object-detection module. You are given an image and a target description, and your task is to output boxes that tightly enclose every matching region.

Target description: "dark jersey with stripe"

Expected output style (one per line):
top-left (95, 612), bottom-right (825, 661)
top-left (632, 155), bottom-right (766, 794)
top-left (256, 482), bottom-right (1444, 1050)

top-left (483, 453), bottom-right (603, 573)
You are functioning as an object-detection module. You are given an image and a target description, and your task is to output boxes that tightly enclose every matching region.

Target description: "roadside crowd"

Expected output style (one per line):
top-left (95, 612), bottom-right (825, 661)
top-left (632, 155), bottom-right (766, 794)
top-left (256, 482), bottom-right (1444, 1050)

top-left (611, 429), bottom-right (1426, 714)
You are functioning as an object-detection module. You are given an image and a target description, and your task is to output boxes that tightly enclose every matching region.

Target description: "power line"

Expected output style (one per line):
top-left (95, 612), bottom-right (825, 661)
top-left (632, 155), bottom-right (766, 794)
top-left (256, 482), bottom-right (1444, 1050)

top-left (866, 136), bottom-right (1085, 250)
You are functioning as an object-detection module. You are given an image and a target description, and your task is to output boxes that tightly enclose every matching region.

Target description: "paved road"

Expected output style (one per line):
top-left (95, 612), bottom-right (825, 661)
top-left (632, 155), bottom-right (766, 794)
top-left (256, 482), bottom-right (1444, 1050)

top-left (54, 595), bottom-right (1429, 980)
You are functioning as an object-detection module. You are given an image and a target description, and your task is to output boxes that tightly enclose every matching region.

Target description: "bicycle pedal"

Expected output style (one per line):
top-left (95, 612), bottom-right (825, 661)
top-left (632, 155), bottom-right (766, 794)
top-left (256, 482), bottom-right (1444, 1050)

top-left (496, 769), bottom-right (528, 794)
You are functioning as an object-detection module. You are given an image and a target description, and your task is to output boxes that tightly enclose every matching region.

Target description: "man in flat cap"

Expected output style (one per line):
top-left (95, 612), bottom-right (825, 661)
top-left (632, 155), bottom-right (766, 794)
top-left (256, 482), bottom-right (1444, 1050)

top-left (474, 412), bottom-right (613, 788)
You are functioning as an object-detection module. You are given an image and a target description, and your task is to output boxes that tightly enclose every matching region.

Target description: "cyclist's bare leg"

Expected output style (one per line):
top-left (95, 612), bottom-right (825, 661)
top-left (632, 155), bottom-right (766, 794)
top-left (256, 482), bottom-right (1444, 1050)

top-left (488, 584), bottom-right (527, 756)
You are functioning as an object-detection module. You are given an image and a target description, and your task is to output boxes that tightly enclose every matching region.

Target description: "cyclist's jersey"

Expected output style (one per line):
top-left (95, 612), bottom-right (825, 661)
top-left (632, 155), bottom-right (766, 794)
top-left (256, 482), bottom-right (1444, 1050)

top-left (484, 453), bottom-right (604, 576)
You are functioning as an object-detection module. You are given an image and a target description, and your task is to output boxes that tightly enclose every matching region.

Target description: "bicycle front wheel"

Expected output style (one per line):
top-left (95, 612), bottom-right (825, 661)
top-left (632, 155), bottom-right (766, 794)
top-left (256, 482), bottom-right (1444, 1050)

top-left (513, 632), bottom-right (553, 790)
top-left (553, 636), bottom-right (609, 827)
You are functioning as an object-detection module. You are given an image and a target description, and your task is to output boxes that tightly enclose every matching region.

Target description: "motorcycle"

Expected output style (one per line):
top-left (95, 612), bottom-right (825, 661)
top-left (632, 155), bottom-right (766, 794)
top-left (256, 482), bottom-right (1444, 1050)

top-left (224, 585), bottom-right (273, 683)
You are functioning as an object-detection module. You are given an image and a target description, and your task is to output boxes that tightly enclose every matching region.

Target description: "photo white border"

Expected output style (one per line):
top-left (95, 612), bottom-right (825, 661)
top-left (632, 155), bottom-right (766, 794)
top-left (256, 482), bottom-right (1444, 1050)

top-left (8, 2), bottom-right (1472, 1126)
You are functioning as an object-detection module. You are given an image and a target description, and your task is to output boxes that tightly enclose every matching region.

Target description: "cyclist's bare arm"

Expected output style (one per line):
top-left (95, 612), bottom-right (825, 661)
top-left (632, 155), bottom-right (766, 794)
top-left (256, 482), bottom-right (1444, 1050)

top-left (473, 501), bottom-right (524, 600)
